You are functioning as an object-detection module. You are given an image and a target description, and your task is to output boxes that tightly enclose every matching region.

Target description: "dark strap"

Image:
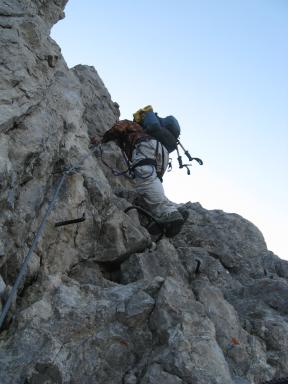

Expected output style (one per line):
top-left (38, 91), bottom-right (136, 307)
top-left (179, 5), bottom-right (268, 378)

top-left (160, 143), bottom-right (165, 177)
top-left (131, 158), bottom-right (157, 170)
top-left (154, 140), bottom-right (165, 182)
top-left (131, 157), bottom-right (164, 182)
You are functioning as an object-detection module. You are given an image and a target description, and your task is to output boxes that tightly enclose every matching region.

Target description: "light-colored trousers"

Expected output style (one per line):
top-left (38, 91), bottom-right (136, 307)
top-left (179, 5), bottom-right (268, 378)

top-left (131, 139), bottom-right (178, 219)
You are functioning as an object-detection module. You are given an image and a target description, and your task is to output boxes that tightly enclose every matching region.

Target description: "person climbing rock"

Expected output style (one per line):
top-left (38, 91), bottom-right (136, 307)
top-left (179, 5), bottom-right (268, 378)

top-left (97, 119), bottom-right (188, 237)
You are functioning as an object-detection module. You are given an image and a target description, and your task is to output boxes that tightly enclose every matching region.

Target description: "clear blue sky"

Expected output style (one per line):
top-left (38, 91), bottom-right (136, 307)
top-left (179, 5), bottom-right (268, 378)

top-left (51, 0), bottom-right (288, 260)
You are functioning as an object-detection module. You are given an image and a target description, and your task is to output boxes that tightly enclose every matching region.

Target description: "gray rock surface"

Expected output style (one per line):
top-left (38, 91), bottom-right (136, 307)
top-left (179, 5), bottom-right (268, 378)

top-left (0, 1), bottom-right (287, 384)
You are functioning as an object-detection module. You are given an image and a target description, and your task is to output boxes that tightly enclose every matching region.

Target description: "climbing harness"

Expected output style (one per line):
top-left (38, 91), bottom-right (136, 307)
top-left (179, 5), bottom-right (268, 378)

top-left (132, 159), bottom-right (156, 179)
top-left (100, 143), bottom-right (160, 181)
top-left (131, 140), bottom-right (166, 182)
top-left (99, 145), bottom-right (132, 177)
top-left (0, 145), bottom-right (99, 330)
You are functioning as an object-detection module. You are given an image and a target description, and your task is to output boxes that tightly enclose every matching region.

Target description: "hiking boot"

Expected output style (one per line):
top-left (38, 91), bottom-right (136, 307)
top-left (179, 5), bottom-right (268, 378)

top-left (146, 221), bottom-right (163, 236)
top-left (158, 210), bottom-right (184, 238)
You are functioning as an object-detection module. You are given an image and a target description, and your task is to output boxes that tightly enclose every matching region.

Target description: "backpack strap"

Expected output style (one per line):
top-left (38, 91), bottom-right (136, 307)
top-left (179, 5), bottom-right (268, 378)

top-left (160, 143), bottom-right (165, 178)
top-left (154, 140), bottom-right (165, 181)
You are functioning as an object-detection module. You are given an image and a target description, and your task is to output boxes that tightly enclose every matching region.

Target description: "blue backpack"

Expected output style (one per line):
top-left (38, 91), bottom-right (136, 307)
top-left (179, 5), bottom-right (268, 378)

top-left (135, 108), bottom-right (180, 153)
top-left (133, 106), bottom-right (203, 173)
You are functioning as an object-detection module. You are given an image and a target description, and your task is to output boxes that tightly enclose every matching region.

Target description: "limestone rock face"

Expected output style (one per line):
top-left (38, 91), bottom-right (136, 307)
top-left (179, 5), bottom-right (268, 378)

top-left (0, 1), bottom-right (287, 384)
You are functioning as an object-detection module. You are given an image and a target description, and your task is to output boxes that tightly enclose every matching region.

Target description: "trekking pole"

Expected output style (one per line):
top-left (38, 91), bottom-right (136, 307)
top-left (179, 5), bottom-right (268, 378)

top-left (176, 145), bottom-right (183, 168)
top-left (176, 145), bottom-right (191, 175)
top-left (177, 140), bottom-right (203, 165)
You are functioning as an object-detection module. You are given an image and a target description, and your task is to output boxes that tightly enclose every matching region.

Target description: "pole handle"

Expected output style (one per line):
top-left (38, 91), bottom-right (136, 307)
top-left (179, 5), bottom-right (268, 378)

top-left (184, 150), bottom-right (193, 162)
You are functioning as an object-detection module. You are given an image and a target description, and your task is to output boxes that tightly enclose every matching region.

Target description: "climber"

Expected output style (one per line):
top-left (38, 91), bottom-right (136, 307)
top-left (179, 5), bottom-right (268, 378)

top-left (92, 119), bottom-right (188, 237)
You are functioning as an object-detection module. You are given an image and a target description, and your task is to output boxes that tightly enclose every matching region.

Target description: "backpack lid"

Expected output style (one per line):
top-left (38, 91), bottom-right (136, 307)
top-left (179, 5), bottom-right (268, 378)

top-left (133, 105), bottom-right (153, 123)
